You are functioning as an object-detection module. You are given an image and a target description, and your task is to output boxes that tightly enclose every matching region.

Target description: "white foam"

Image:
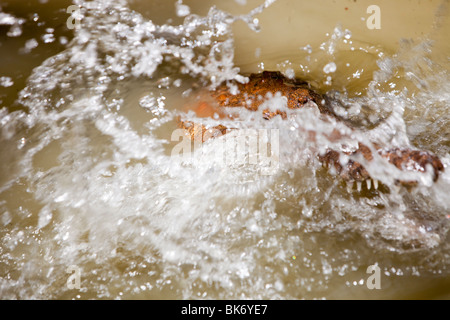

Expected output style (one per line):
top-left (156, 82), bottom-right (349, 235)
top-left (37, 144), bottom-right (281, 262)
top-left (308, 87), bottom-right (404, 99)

top-left (0, 0), bottom-right (448, 300)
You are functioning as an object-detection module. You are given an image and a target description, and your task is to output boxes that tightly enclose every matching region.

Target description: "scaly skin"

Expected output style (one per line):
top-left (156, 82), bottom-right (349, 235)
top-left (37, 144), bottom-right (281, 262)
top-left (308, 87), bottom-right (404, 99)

top-left (178, 71), bottom-right (444, 188)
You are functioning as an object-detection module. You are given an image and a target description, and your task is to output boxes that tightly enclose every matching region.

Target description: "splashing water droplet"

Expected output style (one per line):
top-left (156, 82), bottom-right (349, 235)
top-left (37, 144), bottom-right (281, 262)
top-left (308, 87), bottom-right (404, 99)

top-left (323, 62), bottom-right (337, 74)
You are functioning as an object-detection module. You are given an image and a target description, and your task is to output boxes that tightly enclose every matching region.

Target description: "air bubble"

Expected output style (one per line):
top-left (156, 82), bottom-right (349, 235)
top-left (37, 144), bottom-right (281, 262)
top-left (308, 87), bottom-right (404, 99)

top-left (323, 62), bottom-right (337, 74)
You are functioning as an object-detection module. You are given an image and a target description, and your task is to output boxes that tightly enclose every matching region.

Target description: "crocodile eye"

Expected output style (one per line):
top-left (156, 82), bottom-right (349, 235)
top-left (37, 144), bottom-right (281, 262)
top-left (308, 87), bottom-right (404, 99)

top-left (298, 96), bottom-right (308, 104)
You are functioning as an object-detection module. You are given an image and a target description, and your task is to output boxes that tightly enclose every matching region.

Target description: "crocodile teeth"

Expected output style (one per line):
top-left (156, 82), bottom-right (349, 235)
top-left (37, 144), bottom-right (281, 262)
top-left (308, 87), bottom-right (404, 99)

top-left (346, 181), bottom-right (354, 193)
top-left (357, 181), bottom-right (362, 192)
top-left (373, 179), bottom-right (379, 190)
top-left (366, 179), bottom-right (372, 190)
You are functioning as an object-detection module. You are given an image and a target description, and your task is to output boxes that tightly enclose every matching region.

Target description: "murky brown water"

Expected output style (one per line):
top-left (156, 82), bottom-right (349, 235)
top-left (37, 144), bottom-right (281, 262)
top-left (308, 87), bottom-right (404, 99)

top-left (1, 0), bottom-right (449, 299)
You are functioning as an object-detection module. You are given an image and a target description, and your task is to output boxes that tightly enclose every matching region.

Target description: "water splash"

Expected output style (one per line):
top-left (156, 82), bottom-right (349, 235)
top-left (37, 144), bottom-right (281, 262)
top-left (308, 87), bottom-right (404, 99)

top-left (0, 0), bottom-right (449, 299)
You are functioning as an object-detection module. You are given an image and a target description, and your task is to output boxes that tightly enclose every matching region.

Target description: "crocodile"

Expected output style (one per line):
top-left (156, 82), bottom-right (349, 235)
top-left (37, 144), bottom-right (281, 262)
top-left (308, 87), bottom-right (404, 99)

top-left (178, 71), bottom-right (444, 190)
